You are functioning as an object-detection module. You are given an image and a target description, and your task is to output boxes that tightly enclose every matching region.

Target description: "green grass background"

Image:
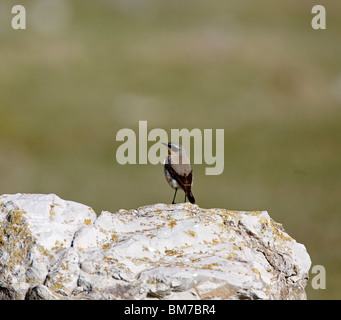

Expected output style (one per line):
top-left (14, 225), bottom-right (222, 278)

top-left (0, 0), bottom-right (340, 299)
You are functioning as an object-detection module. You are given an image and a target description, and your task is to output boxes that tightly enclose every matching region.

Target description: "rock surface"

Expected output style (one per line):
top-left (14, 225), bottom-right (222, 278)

top-left (0, 193), bottom-right (311, 300)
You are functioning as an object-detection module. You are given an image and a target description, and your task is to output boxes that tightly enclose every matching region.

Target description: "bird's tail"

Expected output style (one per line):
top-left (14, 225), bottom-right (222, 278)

top-left (186, 190), bottom-right (195, 204)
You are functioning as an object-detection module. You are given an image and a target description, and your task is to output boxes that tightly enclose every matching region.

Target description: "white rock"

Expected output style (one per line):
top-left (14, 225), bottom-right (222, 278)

top-left (0, 193), bottom-right (311, 300)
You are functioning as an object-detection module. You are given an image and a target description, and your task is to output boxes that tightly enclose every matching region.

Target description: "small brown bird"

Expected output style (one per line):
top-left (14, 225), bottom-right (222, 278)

top-left (162, 142), bottom-right (195, 204)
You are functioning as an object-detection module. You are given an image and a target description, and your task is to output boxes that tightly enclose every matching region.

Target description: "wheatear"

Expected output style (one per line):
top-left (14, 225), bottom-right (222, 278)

top-left (162, 142), bottom-right (195, 204)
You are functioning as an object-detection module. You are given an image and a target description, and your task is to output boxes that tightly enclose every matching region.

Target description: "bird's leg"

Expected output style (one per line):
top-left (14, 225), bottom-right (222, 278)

top-left (172, 188), bottom-right (178, 204)
top-left (184, 194), bottom-right (187, 203)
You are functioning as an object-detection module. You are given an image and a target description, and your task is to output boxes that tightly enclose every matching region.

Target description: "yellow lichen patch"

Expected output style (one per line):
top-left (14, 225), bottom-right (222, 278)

top-left (183, 230), bottom-right (196, 238)
top-left (132, 257), bottom-right (152, 266)
top-left (190, 257), bottom-right (202, 263)
top-left (48, 281), bottom-right (65, 293)
top-left (226, 251), bottom-right (238, 260)
top-left (119, 218), bottom-right (127, 224)
top-left (252, 268), bottom-right (261, 276)
top-left (156, 223), bottom-right (164, 229)
top-left (37, 245), bottom-right (54, 260)
top-left (173, 261), bottom-right (186, 268)
top-left (232, 244), bottom-right (240, 251)
top-left (102, 243), bottom-right (111, 250)
top-left (0, 208), bottom-right (35, 270)
top-left (252, 268), bottom-right (264, 282)
top-left (50, 208), bottom-right (56, 219)
top-left (168, 220), bottom-right (177, 228)
top-left (165, 249), bottom-right (178, 256)
top-left (250, 211), bottom-right (263, 216)
top-left (84, 219), bottom-right (91, 226)
top-left (202, 263), bottom-right (219, 270)
top-left (88, 207), bottom-right (96, 214)
top-left (103, 256), bottom-right (114, 261)
top-left (268, 219), bottom-right (293, 242)
top-left (51, 240), bottom-right (66, 252)
top-left (257, 216), bottom-right (269, 226)
top-left (111, 233), bottom-right (118, 242)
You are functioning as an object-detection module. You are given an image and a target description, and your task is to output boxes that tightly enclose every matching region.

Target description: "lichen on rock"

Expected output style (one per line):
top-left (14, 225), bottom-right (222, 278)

top-left (0, 193), bottom-right (311, 300)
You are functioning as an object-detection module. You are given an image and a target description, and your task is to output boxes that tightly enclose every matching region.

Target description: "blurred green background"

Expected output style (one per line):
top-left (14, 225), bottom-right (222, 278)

top-left (0, 0), bottom-right (340, 299)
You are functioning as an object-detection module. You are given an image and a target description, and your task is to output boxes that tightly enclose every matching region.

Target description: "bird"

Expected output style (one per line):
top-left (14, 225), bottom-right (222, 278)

top-left (162, 142), bottom-right (195, 204)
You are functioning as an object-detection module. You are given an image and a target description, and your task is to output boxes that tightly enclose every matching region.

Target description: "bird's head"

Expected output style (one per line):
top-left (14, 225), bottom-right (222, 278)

top-left (162, 142), bottom-right (183, 156)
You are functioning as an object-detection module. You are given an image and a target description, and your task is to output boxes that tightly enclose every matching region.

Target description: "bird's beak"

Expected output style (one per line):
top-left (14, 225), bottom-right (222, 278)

top-left (161, 142), bottom-right (169, 148)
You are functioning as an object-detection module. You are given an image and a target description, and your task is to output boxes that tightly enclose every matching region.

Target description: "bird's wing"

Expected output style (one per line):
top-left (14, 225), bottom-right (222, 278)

top-left (164, 163), bottom-right (192, 192)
